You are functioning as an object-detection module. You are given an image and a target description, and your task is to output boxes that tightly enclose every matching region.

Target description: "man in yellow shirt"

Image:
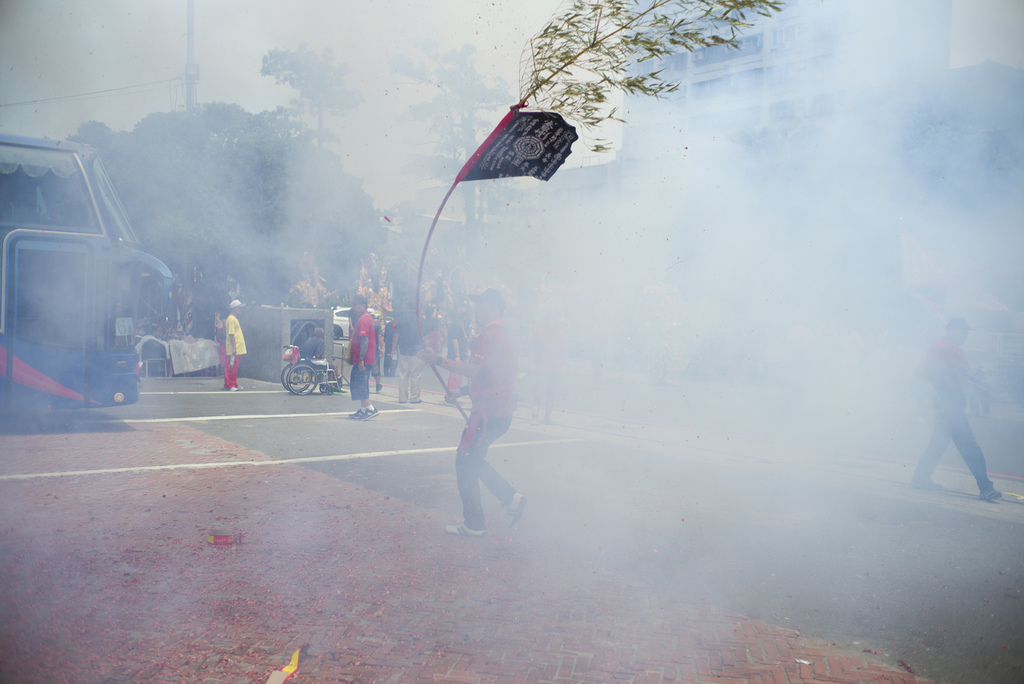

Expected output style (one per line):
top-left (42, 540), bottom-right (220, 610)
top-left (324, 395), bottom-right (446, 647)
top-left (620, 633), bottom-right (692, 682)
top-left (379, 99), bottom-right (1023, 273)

top-left (225, 299), bottom-right (246, 391)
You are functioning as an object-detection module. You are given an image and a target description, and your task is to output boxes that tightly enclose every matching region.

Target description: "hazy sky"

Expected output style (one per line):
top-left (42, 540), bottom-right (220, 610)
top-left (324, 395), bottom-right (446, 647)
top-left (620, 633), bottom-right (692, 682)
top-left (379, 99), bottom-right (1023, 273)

top-left (1, 0), bottom-right (1022, 210)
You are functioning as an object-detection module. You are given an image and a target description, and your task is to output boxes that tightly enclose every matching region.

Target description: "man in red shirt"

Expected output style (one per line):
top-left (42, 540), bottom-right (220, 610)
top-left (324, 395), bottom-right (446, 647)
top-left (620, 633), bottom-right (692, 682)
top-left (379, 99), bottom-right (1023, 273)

top-left (911, 318), bottom-right (1001, 500)
top-left (348, 294), bottom-right (378, 420)
top-left (420, 288), bottom-right (526, 536)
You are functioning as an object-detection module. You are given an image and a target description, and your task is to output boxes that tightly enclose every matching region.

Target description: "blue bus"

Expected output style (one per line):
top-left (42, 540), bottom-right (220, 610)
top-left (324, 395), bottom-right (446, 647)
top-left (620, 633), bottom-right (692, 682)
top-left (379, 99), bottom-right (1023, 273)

top-left (1, 134), bottom-right (172, 411)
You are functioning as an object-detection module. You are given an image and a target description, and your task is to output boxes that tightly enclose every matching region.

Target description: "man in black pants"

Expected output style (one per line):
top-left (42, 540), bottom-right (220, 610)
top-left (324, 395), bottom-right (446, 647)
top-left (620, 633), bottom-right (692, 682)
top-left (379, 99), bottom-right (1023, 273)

top-left (911, 318), bottom-right (1001, 501)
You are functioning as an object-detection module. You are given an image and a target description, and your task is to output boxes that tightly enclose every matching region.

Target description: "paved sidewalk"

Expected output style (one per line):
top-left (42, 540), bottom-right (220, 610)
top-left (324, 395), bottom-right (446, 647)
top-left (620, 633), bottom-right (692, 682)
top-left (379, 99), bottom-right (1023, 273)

top-left (0, 424), bottom-right (939, 683)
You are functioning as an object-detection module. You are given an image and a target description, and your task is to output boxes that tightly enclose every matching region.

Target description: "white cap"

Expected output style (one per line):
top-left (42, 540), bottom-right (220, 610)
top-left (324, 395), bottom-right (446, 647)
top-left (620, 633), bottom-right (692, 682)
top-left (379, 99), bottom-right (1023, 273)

top-left (229, 299), bottom-right (244, 309)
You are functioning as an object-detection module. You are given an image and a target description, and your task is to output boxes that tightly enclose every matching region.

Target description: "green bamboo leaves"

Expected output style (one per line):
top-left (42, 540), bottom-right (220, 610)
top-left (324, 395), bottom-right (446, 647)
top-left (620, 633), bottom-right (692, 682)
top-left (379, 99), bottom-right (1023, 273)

top-left (520, 0), bottom-right (782, 151)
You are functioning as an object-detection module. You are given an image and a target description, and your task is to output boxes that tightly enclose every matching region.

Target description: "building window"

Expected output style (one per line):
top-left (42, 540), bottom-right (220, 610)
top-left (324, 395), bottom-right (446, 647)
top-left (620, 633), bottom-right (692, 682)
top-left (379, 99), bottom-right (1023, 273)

top-left (663, 52), bottom-right (688, 71)
top-left (733, 68), bottom-right (764, 91)
top-left (812, 93), bottom-right (840, 116)
top-left (693, 69), bottom-right (763, 99)
top-left (768, 61), bottom-right (808, 87)
top-left (772, 23), bottom-right (805, 51)
top-left (769, 100), bottom-right (798, 121)
top-left (693, 33), bottom-right (763, 65)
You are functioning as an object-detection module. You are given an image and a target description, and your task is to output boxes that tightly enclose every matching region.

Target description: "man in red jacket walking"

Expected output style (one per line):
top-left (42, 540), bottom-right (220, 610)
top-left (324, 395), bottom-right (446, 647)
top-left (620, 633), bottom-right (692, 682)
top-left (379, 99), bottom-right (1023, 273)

top-left (420, 288), bottom-right (527, 536)
top-left (911, 318), bottom-right (1001, 501)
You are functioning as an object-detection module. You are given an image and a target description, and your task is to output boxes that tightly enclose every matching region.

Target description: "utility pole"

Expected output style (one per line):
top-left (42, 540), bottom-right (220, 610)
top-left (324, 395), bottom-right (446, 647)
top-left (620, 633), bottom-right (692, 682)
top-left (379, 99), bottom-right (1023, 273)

top-left (184, 0), bottom-right (199, 111)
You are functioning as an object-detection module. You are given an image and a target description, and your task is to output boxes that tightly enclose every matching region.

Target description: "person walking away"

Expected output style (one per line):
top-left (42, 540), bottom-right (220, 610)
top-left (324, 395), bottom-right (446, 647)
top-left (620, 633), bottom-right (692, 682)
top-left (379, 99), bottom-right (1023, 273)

top-left (530, 313), bottom-right (568, 424)
top-left (911, 317), bottom-right (1002, 501)
top-left (383, 317), bottom-right (397, 377)
top-left (215, 312), bottom-right (228, 388)
top-left (446, 306), bottom-right (470, 395)
top-left (370, 310), bottom-right (384, 393)
top-left (393, 307), bottom-right (425, 403)
top-left (422, 304), bottom-right (441, 355)
top-left (348, 295), bottom-right (378, 420)
top-left (224, 300), bottom-right (246, 391)
top-left (419, 288), bottom-right (527, 536)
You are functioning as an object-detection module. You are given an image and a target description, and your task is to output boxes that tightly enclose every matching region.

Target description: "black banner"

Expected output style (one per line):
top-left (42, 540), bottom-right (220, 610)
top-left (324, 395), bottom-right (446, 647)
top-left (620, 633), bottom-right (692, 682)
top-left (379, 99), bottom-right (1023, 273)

top-left (462, 110), bottom-right (578, 182)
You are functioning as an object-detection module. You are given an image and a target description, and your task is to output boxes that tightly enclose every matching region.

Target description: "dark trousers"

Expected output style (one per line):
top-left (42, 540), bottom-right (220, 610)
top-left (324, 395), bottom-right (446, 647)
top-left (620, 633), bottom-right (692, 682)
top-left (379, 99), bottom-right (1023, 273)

top-left (913, 392), bottom-right (993, 492)
top-left (456, 414), bottom-right (514, 531)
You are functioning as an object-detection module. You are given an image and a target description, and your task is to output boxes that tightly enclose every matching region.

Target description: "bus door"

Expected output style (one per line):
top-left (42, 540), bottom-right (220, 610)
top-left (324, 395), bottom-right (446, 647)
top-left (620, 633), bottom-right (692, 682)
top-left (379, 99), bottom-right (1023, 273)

top-left (3, 235), bottom-right (94, 411)
top-left (87, 252), bottom-right (166, 406)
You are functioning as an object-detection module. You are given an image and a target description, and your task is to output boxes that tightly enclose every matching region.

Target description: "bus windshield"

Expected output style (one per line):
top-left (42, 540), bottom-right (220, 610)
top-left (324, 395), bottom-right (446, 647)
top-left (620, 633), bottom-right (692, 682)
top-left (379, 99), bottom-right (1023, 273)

top-left (0, 144), bottom-right (100, 234)
top-left (91, 157), bottom-right (140, 245)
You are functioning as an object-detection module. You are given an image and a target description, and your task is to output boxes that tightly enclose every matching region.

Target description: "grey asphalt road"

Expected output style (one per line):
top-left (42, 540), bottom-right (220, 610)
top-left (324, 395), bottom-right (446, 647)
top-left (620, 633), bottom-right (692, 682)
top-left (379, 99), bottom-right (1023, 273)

top-left (12, 371), bottom-right (1023, 684)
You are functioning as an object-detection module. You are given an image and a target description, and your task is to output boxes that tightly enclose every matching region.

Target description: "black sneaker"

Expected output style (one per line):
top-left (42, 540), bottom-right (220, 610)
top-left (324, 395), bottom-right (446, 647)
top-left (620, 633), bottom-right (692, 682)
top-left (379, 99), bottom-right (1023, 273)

top-left (910, 479), bottom-right (943, 491)
top-left (349, 408), bottom-right (368, 419)
top-left (979, 488), bottom-right (1003, 502)
top-left (507, 492), bottom-right (527, 527)
top-left (361, 407), bottom-right (379, 420)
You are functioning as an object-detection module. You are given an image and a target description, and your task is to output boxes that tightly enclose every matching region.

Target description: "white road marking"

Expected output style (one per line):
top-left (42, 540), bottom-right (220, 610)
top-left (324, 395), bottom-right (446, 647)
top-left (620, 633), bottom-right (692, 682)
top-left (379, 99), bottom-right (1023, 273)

top-left (141, 391), bottom-right (286, 395)
top-left (0, 439), bottom-right (585, 481)
top-left (122, 410), bottom-right (418, 423)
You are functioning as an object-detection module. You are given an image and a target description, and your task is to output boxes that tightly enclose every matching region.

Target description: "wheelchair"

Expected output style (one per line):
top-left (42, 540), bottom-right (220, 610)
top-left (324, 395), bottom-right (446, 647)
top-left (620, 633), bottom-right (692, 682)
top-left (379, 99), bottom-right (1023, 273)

top-left (284, 356), bottom-right (344, 395)
top-left (281, 345), bottom-right (300, 389)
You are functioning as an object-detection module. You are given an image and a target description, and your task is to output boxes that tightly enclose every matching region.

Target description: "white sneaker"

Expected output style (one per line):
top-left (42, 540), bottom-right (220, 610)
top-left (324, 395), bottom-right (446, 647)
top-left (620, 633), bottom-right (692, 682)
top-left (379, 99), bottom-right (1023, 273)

top-left (229, 387), bottom-right (240, 392)
top-left (444, 522), bottom-right (484, 537)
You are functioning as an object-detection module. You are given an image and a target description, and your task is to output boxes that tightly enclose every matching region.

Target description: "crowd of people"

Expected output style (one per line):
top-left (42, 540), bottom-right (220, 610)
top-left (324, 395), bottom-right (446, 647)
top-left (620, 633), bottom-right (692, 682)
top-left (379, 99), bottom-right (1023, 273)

top-left (210, 282), bottom-right (1011, 544)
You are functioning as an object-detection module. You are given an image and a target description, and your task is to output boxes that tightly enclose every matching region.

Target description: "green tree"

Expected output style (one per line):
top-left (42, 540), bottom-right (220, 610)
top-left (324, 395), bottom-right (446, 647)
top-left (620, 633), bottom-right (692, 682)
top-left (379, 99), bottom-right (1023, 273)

top-left (261, 44), bottom-right (361, 149)
top-left (393, 44), bottom-right (511, 177)
top-left (392, 43), bottom-right (517, 261)
top-left (522, 0), bottom-right (782, 150)
top-left (70, 103), bottom-right (380, 307)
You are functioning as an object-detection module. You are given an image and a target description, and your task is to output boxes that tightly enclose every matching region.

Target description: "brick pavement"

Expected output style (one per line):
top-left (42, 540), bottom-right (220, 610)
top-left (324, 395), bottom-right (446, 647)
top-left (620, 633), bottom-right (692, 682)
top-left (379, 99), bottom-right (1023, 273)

top-left (0, 425), bottom-right (938, 684)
